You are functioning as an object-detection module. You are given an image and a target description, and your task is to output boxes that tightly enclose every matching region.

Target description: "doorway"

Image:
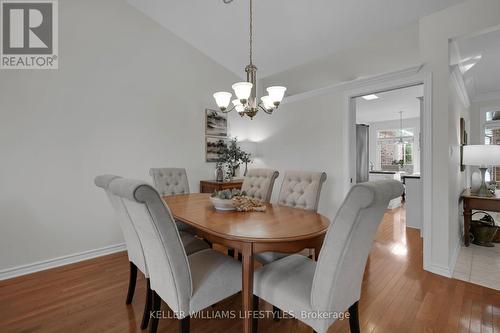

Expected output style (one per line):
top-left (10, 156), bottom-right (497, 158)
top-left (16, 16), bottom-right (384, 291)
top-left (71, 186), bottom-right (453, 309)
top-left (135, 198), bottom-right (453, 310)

top-left (344, 71), bottom-right (432, 271)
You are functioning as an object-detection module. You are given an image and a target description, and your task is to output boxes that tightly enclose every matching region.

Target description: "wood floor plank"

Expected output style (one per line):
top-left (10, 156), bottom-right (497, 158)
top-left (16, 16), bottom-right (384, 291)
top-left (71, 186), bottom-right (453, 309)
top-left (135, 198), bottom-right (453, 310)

top-left (1, 206), bottom-right (500, 333)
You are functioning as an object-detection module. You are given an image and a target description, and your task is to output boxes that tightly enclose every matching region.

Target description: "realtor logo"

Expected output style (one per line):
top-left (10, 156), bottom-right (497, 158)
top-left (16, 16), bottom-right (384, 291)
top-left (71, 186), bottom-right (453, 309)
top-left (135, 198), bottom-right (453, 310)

top-left (1, 0), bottom-right (58, 69)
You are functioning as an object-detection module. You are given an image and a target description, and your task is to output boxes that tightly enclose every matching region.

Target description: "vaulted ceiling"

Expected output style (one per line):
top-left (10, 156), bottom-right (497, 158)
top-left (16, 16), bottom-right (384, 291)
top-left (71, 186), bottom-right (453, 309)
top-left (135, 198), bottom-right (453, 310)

top-left (128, 0), bottom-right (465, 78)
top-left (455, 28), bottom-right (500, 100)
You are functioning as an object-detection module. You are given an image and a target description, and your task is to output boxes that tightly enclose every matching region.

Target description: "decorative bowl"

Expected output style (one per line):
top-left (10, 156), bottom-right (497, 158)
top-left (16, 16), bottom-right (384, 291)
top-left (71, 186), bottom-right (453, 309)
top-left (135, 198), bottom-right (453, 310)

top-left (209, 196), bottom-right (235, 211)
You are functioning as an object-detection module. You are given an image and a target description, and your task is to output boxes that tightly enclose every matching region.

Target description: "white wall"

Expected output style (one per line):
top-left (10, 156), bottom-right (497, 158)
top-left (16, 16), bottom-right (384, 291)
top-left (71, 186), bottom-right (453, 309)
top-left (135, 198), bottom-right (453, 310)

top-left (363, 118), bottom-right (421, 173)
top-left (419, 0), bottom-right (500, 275)
top-left (229, 92), bottom-right (346, 219)
top-left (0, 0), bottom-right (238, 273)
top-left (261, 24), bottom-right (420, 96)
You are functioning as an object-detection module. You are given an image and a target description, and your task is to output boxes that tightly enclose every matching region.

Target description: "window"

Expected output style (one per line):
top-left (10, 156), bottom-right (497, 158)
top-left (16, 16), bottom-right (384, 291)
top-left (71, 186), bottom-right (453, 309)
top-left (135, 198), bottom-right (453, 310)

top-left (484, 112), bottom-right (500, 188)
top-left (377, 128), bottom-right (415, 167)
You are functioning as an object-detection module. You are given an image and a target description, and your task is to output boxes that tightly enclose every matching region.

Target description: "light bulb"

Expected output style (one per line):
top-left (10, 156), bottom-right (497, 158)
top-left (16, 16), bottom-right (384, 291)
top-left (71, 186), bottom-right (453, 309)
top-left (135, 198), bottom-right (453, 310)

top-left (260, 96), bottom-right (274, 110)
top-left (266, 86), bottom-right (286, 105)
top-left (232, 99), bottom-right (245, 113)
top-left (213, 92), bottom-right (232, 110)
top-left (232, 82), bottom-right (253, 102)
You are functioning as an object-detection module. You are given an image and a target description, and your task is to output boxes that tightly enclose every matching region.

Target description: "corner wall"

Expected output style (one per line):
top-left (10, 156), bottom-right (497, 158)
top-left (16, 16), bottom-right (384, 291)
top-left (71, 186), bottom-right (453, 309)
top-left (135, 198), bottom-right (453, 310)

top-left (0, 0), bottom-right (238, 274)
top-left (419, 0), bottom-right (500, 275)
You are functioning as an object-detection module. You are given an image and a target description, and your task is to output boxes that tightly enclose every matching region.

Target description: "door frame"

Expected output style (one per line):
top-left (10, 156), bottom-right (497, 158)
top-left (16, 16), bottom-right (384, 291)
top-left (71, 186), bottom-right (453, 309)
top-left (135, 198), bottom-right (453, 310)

top-left (343, 69), bottom-right (433, 272)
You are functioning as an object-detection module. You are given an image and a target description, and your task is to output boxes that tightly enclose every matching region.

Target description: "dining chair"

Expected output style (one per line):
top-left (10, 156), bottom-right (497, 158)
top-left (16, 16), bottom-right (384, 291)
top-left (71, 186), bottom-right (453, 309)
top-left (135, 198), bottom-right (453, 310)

top-left (228, 168), bottom-right (279, 259)
top-left (241, 168), bottom-right (279, 203)
top-left (252, 180), bottom-right (405, 333)
top-left (254, 170), bottom-right (327, 265)
top-left (95, 175), bottom-right (209, 330)
top-left (149, 168), bottom-right (190, 196)
top-left (149, 167), bottom-right (193, 233)
top-left (108, 178), bottom-right (242, 333)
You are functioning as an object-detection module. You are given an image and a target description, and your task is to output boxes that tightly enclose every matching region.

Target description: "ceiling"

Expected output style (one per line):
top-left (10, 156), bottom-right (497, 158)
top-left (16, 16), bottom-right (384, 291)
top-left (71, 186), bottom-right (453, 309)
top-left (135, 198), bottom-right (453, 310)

top-left (455, 28), bottom-right (500, 98)
top-left (356, 85), bottom-right (423, 123)
top-left (128, 0), bottom-right (464, 78)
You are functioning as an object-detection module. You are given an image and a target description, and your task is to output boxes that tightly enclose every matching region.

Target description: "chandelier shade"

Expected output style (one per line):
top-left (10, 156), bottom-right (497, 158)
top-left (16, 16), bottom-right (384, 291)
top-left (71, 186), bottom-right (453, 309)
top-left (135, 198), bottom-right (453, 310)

top-left (212, 0), bottom-right (286, 119)
top-left (213, 92), bottom-right (232, 110)
top-left (232, 82), bottom-right (253, 101)
top-left (267, 86), bottom-right (287, 105)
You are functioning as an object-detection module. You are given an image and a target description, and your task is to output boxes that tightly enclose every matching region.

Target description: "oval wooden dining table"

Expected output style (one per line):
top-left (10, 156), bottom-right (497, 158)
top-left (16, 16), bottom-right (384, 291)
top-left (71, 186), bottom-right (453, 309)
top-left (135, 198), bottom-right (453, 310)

top-left (163, 193), bottom-right (330, 333)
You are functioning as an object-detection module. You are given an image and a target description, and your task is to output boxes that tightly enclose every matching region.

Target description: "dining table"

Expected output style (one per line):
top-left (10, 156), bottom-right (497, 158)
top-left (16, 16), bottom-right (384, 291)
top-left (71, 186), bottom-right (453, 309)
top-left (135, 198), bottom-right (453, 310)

top-left (163, 193), bottom-right (330, 333)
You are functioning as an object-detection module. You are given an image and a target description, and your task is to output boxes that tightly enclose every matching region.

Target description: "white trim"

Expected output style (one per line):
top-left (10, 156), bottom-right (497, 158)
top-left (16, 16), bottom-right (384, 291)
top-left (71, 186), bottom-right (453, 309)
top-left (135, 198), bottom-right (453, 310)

top-left (343, 68), bottom-right (433, 275)
top-left (448, 240), bottom-right (462, 278)
top-left (0, 243), bottom-right (126, 281)
top-left (450, 66), bottom-right (471, 108)
top-left (426, 264), bottom-right (453, 278)
top-left (282, 65), bottom-right (423, 105)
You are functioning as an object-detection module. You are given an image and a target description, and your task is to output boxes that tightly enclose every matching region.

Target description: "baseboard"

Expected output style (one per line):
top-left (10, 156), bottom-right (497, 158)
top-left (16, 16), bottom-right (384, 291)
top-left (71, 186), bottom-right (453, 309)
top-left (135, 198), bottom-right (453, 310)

top-left (448, 241), bottom-right (462, 277)
top-left (426, 263), bottom-right (453, 278)
top-left (0, 243), bottom-right (126, 281)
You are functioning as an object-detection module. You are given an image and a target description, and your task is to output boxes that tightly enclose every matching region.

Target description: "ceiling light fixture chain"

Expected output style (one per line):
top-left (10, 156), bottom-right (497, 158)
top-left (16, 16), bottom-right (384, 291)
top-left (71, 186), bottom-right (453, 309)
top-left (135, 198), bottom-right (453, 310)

top-left (213, 0), bottom-right (286, 119)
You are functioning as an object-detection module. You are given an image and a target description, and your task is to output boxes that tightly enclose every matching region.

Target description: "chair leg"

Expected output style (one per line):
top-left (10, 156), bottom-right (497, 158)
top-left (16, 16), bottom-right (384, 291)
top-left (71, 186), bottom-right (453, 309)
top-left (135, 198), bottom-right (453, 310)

top-left (179, 316), bottom-right (190, 333)
top-left (348, 301), bottom-right (360, 333)
top-left (273, 306), bottom-right (281, 322)
top-left (140, 279), bottom-right (152, 329)
top-left (228, 248), bottom-right (235, 257)
top-left (252, 295), bottom-right (259, 333)
top-left (149, 291), bottom-right (161, 333)
top-left (126, 262), bottom-right (138, 305)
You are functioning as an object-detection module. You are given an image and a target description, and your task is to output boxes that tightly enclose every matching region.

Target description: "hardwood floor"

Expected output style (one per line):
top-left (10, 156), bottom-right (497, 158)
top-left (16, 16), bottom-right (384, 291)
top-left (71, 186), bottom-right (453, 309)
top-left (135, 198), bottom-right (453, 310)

top-left (1, 207), bottom-right (500, 333)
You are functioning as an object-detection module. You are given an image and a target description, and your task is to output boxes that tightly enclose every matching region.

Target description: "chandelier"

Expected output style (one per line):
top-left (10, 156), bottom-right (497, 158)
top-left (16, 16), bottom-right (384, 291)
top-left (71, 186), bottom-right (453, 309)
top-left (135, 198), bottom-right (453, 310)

top-left (213, 0), bottom-right (286, 119)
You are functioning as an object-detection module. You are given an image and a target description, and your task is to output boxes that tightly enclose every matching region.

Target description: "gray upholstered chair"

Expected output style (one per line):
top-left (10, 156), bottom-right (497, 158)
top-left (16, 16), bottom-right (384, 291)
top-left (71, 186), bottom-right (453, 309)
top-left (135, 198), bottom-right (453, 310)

top-left (149, 168), bottom-right (190, 196)
top-left (149, 167), bottom-right (193, 233)
top-left (241, 168), bottom-right (279, 203)
top-left (95, 175), bottom-right (209, 330)
top-left (108, 178), bottom-right (242, 333)
top-left (254, 170), bottom-right (327, 265)
top-left (252, 180), bottom-right (404, 333)
top-left (277, 170), bottom-right (327, 211)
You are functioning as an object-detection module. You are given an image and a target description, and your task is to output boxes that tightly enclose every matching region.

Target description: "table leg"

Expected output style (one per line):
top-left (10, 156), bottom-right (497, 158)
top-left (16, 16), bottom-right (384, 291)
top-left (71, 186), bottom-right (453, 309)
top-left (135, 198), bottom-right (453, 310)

top-left (463, 200), bottom-right (471, 247)
top-left (241, 242), bottom-right (254, 333)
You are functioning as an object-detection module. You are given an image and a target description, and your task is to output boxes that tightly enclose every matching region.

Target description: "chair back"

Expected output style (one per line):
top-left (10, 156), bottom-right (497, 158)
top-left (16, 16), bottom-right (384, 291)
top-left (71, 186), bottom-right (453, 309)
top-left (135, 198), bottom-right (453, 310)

top-left (277, 171), bottom-right (327, 211)
top-left (311, 180), bottom-right (404, 315)
top-left (241, 168), bottom-right (279, 202)
top-left (149, 168), bottom-right (190, 196)
top-left (109, 178), bottom-right (192, 316)
top-left (95, 175), bottom-right (147, 275)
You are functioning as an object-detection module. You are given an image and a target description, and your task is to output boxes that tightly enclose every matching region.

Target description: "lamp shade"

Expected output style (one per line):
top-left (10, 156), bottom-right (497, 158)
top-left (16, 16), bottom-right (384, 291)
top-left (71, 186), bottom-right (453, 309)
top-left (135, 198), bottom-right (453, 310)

top-left (260, 95), bottom-right (274, 110)
top-left (463, 145), bottom-right (500, 167)
top-left (266, 86), bottom-right (287, 104)
top-left (213, 92), bottom-right (232, 109)
top-left (232, 99), bottom-right (245, 113)
top-left (232, 82), bottom-right (253, 101)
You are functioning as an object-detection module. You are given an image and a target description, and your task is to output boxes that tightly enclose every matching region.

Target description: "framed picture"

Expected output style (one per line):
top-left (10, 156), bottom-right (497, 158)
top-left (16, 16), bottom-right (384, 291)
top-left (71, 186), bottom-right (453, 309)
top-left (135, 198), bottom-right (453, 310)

top-left (205, 109), bottom-right (228, 137)
top-left (460, 117), bottom-right (468, 172)
top-left (205, 136), bottom-right (228, 162)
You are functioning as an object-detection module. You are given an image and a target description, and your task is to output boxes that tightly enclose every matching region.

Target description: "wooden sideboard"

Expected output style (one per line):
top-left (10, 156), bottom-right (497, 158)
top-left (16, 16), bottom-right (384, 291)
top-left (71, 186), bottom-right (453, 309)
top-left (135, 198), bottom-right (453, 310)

top-left (461, 189), bottom-right (500, 246)
top-left (200, 179), bottom-right (243, 194)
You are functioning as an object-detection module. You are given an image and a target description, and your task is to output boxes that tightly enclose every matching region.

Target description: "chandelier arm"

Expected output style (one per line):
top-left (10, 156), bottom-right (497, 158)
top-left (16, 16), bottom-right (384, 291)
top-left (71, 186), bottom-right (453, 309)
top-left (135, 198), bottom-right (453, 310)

top-left (258, 104), bottom-right (274, 114)
top-left (221, 104), bottom-right (238, 114)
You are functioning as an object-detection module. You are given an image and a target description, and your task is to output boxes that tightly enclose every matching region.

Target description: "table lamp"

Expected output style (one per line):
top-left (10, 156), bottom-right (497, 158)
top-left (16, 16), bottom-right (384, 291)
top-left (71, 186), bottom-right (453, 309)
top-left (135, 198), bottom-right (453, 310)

top-left (463, 145), bottom-right (500, 197)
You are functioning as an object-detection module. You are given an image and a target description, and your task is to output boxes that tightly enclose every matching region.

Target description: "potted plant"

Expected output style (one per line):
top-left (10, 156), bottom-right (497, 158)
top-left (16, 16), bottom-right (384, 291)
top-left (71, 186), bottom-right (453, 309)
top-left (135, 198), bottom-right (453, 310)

top-left (220, 138), bottom-right (252, 178)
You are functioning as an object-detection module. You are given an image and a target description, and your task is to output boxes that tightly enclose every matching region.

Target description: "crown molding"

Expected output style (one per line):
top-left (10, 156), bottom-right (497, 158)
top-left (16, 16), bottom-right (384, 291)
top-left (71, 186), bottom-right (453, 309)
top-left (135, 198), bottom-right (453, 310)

top-left (450, 65), bottom-right (471, 108)
top-left (282, 65), bottom-right (424, 105)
